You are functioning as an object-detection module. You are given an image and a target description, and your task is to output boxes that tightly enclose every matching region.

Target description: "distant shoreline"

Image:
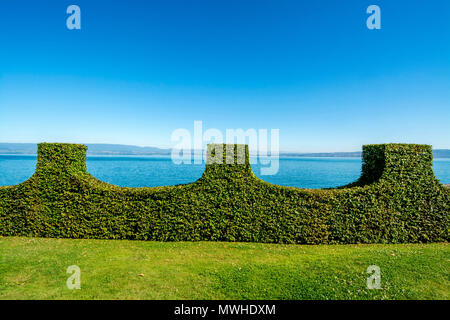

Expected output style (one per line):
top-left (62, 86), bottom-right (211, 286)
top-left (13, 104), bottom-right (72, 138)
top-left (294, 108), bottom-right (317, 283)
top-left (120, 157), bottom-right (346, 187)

top-left (1, 154), bottom-right (450, 161)
top-left (1, 143), bottom-right (450, 158)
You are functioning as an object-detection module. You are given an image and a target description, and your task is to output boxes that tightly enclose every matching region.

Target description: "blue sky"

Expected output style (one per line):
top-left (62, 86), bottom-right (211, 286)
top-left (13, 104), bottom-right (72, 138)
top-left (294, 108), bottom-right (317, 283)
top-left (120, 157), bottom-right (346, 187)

top-left (0, 0), bottom-right (449, 152)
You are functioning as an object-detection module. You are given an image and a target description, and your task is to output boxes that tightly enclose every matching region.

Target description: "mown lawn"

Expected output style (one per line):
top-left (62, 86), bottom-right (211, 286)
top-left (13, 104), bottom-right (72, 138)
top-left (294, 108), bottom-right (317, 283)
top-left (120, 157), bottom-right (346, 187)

top-left (0, 237), bottom-right (448, 300)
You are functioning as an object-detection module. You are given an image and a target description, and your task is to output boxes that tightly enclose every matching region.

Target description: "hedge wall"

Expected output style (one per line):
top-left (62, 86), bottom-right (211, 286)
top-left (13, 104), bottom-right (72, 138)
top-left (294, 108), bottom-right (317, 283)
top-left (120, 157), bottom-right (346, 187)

top-left (0, 143), bottom-right (448, 244)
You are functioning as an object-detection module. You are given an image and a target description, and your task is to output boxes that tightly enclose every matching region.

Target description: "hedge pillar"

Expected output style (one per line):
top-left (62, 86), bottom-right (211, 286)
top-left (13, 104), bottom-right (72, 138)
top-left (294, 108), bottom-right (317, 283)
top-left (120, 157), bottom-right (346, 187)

top-left (36, 143), bottom-right (88, 177)
top-left (200, 144), bottom-right (255, 181)
top-left (359, 143), bottom-right (436, 186)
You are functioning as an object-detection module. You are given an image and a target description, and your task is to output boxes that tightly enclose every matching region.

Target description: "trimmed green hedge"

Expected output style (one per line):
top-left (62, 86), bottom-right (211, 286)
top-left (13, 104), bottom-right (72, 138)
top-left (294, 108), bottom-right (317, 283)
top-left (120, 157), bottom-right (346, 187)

top-left (0, 143), bottom-right (448, 244)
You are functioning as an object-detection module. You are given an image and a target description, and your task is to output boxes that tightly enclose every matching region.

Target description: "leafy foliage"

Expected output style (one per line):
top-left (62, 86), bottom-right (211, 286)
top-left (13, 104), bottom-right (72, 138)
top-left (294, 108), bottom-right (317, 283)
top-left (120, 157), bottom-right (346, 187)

top-left (0, 143), bottom-right (448, 243)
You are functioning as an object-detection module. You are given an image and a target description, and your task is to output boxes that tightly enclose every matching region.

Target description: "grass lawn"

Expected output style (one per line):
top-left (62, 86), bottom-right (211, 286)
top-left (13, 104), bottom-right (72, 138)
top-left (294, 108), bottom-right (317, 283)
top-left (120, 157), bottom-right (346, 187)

top-left (0, 237), bottom-right (448, 300)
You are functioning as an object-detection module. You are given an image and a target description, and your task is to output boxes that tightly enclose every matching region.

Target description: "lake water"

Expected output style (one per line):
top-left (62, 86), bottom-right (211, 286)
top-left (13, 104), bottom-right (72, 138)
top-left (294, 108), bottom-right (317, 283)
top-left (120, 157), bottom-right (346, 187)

top-left (0, 155), bottom-right (449, 189)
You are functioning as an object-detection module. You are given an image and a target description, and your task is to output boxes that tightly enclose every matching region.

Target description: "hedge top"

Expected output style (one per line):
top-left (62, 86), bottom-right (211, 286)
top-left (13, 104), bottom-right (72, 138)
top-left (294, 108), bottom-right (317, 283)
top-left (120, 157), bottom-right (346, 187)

top-left (0, 142), bottom-right (448, 244)
top-left (36, 143), bottom-right (88, 176)
top-left (33, 142), bottom-right (439, 188)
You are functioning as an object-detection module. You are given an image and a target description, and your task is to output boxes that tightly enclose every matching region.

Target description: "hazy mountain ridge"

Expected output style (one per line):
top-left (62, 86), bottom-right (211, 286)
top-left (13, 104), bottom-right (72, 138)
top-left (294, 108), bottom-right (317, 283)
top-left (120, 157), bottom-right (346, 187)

top-left (280, 151), bottom-right (363, 158)
top-left (1, 143), bottom-right (449, 158)
top-left (0, 143), bottom-right (170, 155)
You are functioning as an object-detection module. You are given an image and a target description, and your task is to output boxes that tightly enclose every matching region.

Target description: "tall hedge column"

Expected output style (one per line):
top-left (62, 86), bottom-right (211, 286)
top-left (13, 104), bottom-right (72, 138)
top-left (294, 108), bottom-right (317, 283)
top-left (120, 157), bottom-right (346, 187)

top-left (36, 143), bottom-right (88, 178)
top-left (200, 144), bottom-right (255, 182)
top-left (358, 144), bottom-right (437, 187)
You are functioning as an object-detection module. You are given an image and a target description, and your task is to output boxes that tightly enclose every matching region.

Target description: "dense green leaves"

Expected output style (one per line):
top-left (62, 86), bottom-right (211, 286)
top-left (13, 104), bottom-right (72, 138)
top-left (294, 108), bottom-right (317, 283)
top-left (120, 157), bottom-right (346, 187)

top-left (0, 142), bottom-right (448, 243)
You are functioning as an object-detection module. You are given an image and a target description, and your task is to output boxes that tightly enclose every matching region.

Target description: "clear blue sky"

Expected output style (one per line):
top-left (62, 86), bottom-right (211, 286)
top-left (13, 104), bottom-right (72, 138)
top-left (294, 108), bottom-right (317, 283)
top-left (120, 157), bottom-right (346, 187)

top-left (0, 0), bottom-right (449, 152)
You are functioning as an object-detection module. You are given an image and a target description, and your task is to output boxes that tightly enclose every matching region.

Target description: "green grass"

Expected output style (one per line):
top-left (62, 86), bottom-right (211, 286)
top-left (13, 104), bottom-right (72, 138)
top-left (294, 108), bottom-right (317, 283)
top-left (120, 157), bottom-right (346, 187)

top-left (0, 237), bottom-right (448, 300)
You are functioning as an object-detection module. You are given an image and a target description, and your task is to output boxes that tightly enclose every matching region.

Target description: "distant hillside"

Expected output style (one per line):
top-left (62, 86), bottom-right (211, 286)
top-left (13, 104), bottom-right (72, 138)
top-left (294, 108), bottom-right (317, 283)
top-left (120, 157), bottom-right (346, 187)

top-left (434, 149), bottom-right (450, 158)
top-left (280, 151), bottom-right (362, 157)
top-left (0, 143), bottom-right (170, 155)
top-left (282, 149), bottom-right (450, 158)
top-left (0, 143), bottom-right (449, 158)
top-left (83, 144), bottom-right (171, 155)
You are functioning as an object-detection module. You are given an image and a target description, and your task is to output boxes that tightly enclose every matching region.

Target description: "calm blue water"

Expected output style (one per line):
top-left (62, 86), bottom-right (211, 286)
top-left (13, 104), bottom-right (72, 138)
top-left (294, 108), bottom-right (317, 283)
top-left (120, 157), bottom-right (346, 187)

top-left (0, 155), bottom-right (449, 189)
